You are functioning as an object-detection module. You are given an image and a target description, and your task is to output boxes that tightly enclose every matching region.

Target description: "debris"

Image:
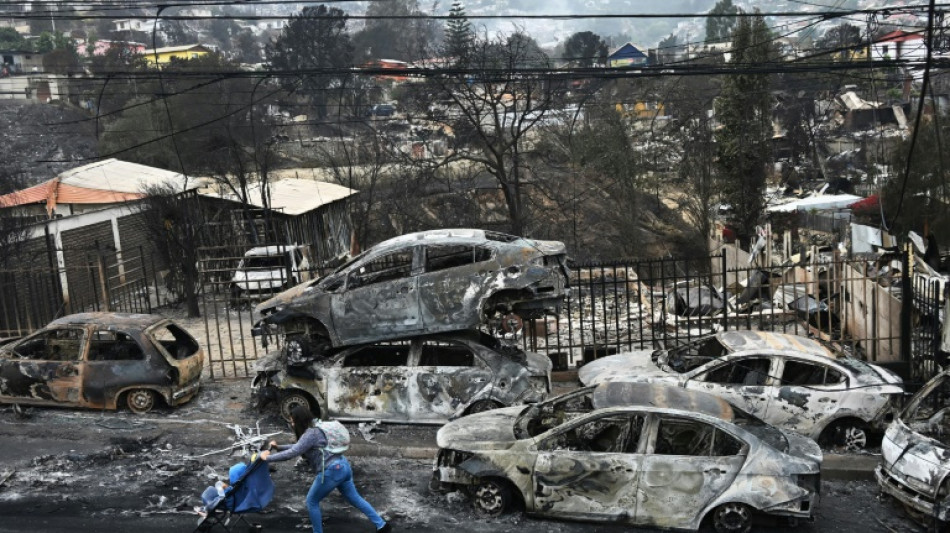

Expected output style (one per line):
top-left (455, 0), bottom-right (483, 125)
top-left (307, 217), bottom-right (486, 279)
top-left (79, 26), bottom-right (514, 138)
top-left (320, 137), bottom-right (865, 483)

top-left (193, 421), bottom-right (281, 458)
top-left (358, 422), bottom-right (381, 442)
top-left (0, 470), bottom-right (15, 489)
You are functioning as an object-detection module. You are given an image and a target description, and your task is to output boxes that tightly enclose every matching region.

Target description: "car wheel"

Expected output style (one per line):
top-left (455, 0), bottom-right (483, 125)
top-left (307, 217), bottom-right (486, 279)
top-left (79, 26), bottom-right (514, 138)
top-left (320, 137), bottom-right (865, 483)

top-left (280, 391), bottom-right (318, 421)
top-left (466, 400), bottom-right (502, 415)
top-left (712, 502), bottom-right (752, 533)
top-left (821, 420), bottom-right (868, 452)
top-left (126, 389), bottom-right (157, 414)
top-left (472, 478), bottom-right (511, 516)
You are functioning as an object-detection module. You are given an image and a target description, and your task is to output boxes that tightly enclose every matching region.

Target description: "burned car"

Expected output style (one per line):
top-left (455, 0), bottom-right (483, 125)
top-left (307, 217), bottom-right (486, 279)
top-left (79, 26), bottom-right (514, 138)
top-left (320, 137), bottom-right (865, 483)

top-left (0, 313), bottom-right (203, 413)
top-left (432, 382), bottom-right (821, 532)
top-left (877, 369), bottom-right (950, 524)
top-left (253, 229), bottom-right (569, 357)
top-left (252, 331), bottom-right (552, 422)
top-left (579, 331), bottom-right (903, 450)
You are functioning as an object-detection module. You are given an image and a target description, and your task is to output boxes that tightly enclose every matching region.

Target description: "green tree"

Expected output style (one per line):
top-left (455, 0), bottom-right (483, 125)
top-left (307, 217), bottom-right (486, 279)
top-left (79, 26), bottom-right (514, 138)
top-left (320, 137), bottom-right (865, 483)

top-left (352, 0), bottom-right (435, 62)
top-left (444, 1), bottom-right (474, 61)
top-left (267, 5), bottom-right (353, 119)
top-left (816, 22), bottom-right (863, 52)
top-left (706, 0), bottom-right (741, 43)
top-left (714, 11), bottom-right (773, 246)
top-left (0, 28), bottom-right (26, 50)
top-left (563, 31), bottom-right (608, 67)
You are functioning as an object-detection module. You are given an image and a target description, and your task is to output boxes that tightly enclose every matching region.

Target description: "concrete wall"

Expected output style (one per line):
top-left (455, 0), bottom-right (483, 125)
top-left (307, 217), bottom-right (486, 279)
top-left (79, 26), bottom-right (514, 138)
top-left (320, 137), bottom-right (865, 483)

top-left (0, 75), bottom-right (66, 102)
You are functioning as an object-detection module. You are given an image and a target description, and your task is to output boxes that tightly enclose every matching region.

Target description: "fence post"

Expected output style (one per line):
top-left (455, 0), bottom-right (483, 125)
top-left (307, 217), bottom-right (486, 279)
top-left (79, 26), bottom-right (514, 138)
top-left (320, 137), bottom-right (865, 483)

top-left (97, 252), bottom-right (111, 312)
top-left (900, 244), bottom-right (912, 365)
top-left (720, 250), bottom-right (728, 331)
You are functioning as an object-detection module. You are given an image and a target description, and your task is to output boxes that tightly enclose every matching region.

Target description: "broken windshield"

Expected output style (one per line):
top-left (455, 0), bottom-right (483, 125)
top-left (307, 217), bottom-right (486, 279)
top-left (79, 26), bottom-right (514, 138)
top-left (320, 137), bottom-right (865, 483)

top-left (901, 373), bottom-right (950, 440)
top-left (515, 387), bottom-right (595, 439)
top-left (663, 336), bottom-right (728, 373)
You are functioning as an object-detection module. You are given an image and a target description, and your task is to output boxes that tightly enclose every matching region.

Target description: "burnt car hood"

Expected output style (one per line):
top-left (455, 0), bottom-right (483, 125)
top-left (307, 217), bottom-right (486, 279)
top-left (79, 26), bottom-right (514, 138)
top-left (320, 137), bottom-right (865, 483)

top-left (577, 350), bottom-right (671, 385)
top-left (255, 280), bottom-right (318, 316)
top-left (437, 406), bottom-right (524, 450)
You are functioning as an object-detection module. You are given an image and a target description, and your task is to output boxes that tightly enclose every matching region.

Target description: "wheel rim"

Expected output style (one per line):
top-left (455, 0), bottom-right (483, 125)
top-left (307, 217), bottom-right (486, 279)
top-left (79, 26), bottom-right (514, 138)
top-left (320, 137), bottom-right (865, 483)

top-left (714, 503), bottom-right (751, 533)
top-left (841, 426), bottom-right (867, 452)
top-left (280, 394), bottom-right (311, 420)
top-left (128, 390), bottom-right (155, 414)
top-left (474, 482), bottom-right (504, 515)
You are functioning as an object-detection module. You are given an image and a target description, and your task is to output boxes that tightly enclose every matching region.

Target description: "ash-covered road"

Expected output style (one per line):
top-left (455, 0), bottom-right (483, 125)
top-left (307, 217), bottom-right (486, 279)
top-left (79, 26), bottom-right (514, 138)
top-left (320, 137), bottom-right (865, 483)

top-left (0, 381), bottom-right (923, 533)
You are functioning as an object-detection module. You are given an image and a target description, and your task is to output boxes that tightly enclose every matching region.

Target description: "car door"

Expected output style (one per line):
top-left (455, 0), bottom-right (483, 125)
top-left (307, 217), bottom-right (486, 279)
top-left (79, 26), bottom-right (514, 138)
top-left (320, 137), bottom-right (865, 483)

top-left (531, 413), bottom-right (645, 521)
top-left (0, 326), bottom-right (86, 405)
top-left (685, 356), bottom-right (776, 418)
top-left (84, 328), bottom-right (150, 407)
top-left (416, 244), bottom-right (494, 330)
top-left (410, 339), bottom-right (494, 420)
top-left (765, 357), bottom-right (848, 435)
top-left (635, 415), bottom-right (746, 529)
top-left (332, 249), bottom-right (420, 344)
top-left (325, 342), bottom-right (412, 420)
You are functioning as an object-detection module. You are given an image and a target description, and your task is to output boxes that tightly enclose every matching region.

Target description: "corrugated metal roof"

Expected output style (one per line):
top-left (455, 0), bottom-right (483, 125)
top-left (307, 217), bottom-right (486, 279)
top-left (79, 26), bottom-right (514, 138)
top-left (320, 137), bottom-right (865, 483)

top-left (0, 178), bottom-right (144, 208)
top-left (200, 177), bottom-right (357, 216)
top-left (58, 158), bottom-right (199, 194)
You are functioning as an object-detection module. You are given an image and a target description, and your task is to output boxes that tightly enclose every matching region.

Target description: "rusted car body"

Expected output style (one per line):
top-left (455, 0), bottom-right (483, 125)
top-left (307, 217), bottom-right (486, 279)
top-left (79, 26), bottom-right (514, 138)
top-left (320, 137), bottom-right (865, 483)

top-left (579, 331), bottom-right (903, 450)
top-left (433, 382), bottom-right (822, 532)
top-left (0, 313), bottom-right (204, 413)
top-left (252, 229), bottom-right (569, 356)
top-left (877, 369), bottom-right (950, 523)
top-left (252, 331), bottom-right (552, 423)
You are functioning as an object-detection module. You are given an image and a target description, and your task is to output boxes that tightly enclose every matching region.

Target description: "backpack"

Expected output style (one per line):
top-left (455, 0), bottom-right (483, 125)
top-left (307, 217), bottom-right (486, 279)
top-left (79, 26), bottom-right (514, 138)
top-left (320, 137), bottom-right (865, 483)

top-left (314, 419), bottom-right (350, 455)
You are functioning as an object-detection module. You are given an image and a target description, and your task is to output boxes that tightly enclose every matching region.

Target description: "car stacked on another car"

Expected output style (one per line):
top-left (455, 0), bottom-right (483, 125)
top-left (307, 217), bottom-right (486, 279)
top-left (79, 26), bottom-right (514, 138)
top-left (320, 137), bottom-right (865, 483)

top-left (253, 228), bottom-right (570, 357)
top-left (0, 313), bottom-right (204, 413)
top-left (432, 382), bottom-right (822, 532)
top-left (251, 229), bottom-right (568, 422)
top-left (578, 330), bottom-right (904, 450)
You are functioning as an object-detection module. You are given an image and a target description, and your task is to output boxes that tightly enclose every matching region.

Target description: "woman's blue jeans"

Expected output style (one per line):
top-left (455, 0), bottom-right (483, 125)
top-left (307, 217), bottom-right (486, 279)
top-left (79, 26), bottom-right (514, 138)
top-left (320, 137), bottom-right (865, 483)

top-left (306, 456), bottom-right (386, 533)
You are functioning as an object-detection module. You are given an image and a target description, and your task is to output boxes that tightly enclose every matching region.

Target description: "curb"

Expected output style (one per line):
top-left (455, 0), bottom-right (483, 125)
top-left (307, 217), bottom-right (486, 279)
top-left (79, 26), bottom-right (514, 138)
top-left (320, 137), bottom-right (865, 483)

top-left (347, 444), bottom-right (880, 481)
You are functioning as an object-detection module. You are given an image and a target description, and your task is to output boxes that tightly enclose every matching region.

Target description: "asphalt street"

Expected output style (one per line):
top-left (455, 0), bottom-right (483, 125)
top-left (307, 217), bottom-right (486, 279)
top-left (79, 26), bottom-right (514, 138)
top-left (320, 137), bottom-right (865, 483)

top-left (0, 380), bottom-right (926, 533)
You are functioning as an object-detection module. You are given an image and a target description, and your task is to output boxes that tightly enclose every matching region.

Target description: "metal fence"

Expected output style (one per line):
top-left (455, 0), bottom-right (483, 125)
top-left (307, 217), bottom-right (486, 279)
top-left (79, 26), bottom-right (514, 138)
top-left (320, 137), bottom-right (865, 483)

top-left (2, 244), bottom-right (938, 386)
top-left (0, 246), bottom-right (162, 338)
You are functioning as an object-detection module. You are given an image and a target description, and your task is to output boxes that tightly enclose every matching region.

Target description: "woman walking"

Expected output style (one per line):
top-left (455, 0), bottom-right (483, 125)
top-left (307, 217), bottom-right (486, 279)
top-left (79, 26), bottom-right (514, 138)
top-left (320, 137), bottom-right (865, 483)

top-left (261, 405), bottom-right (391, 533)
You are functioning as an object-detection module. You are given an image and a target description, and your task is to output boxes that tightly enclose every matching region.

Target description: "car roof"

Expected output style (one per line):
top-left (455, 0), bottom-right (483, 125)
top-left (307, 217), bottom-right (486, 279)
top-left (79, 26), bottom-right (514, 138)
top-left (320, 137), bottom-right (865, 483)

top-left (371, 229), bottom-right (520, 250)
top-left (716, 330), bottom-right (833, 358)
top-left (590, 382), bottom-right (735, 422)
top-left (244, 245), bottom-right (304, 256)
top-left (48, 313), bottom-right (166, 329)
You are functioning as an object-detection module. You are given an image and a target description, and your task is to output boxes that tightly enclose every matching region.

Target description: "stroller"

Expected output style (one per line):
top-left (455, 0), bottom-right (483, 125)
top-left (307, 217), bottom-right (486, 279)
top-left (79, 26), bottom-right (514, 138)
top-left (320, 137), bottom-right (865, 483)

top-left (194, 457), bottom-right (275, 532)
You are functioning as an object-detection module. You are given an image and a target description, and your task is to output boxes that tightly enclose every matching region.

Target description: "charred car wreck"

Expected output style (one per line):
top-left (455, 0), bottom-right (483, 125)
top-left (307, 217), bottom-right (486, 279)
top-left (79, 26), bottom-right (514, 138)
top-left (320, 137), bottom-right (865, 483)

top-left (252, 331), bottom-right (552, 422)
top-left (433, 382), bottom-right (821, 532)
top-left (877, 369), bottom-right (950, 525)
top-left (579, 331), bottom-right (904, 451)
top-left (0, 313), bottom-right (204, 413)
top-left (252, 229), bottom-right (570, 358)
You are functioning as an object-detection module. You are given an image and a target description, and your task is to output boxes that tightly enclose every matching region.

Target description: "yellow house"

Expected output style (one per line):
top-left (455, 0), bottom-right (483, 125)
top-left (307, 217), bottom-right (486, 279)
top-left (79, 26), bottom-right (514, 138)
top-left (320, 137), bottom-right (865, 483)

top-left (141, 44), bottom-right (212, 65)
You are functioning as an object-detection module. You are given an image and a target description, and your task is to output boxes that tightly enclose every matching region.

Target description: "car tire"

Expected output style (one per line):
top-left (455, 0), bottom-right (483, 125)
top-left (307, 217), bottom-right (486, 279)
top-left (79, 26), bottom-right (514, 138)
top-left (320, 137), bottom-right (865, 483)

top-left (820, 420), bottom-right (868, 452)
top-left (712, 502), bottom-right (752, 533)
top-left (280, 390), bottom-right (318, 421)
top-left (472, 478), bottom-right (511, 516)
top-left (466, 400), bottom-right (502, 415)
top-left (126, 389), bottom-right (157, 414)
